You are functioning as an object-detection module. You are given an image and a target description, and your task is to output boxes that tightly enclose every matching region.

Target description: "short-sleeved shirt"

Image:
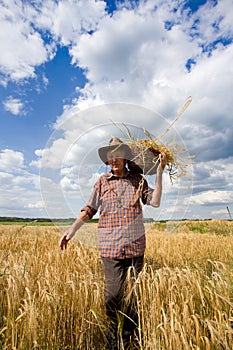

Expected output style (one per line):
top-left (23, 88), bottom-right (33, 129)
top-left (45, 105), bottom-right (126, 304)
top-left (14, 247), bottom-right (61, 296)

top-left (81, 170), bottom-right (154, 258)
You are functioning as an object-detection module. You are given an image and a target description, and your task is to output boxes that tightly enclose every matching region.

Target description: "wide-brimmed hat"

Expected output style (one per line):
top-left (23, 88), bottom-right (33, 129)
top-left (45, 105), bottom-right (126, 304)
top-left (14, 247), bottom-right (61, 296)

top-left (98, 137), bottom-right (132, 164)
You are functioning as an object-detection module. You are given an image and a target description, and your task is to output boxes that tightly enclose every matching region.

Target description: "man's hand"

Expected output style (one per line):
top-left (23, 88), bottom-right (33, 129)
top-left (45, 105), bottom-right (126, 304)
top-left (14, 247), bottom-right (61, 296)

top-left (158, 152), bottom-right (167, 171)
top-left (59, 233), bottom-right (70, 250)
top-left (59, 211), bottom-right (90, 250)
top-left (59, 228), bottom-right (75, 250)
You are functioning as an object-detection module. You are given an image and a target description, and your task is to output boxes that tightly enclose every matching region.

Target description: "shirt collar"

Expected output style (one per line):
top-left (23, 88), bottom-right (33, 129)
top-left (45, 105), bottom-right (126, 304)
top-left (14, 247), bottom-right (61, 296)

top-left (106, 168), bottom-right (130, 180)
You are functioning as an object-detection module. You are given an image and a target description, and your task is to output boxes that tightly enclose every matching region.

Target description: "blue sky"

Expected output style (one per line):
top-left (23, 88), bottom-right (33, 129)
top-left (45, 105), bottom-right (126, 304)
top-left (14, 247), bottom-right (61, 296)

top-left (0, 0), bottom-right (233, 220)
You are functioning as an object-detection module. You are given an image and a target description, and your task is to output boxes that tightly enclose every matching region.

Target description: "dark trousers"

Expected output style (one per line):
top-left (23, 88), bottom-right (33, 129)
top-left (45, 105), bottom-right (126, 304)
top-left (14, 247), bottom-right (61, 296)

top-left (101, 256), bottom-right (144, 347)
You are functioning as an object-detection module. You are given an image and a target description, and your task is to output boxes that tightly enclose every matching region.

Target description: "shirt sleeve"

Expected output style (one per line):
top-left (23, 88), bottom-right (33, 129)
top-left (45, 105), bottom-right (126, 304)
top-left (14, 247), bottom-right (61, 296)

top-left (80, 177), bottom-right (102, 219)
top-left (80, 205), bottom-right (97, 219)
top-left (141, 178), bottom-right (154, 205)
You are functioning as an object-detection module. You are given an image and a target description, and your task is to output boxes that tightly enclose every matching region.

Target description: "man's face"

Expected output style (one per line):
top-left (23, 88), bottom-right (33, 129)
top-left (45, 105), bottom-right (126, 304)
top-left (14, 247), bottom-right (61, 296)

top-left (107, 149), bottom-right (126, 172)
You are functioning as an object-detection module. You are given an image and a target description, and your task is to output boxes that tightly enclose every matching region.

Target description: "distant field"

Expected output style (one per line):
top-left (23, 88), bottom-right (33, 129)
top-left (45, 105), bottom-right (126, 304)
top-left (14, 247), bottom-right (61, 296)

top-left (0, 221), bottom-right (56, 226)
top-left (0, 218), bottom-right (98, 226)
top-left (1, 220), bottom-right (233, 349)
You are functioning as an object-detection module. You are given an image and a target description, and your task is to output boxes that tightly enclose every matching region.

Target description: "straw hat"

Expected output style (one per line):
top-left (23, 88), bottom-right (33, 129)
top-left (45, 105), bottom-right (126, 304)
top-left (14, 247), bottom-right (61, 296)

top-left (98, 137), bottom-right (132, 164)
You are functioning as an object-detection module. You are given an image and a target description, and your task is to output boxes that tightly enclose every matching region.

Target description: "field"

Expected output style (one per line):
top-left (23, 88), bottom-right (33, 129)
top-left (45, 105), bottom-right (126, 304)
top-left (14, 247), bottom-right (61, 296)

top-left (1, 221), bottom-right (233, 349)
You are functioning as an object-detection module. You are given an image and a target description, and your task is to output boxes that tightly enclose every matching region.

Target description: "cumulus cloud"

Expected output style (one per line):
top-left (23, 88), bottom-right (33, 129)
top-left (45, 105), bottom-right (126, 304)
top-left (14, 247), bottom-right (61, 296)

top-left (49, 0), bottom-right (106, 45)
top-left (3, 96), bottom-right (25, 115)
top-left (0, 0), bottom-right (106, 83)
top-left (0, 0), bottom-right (54, 81)
top-left (190, 190), bottom-right (233, 205)
top-left (0, 149), bottom-right (25, 172)
top-left (192, 157), bottom-right (233, 192)
top-left (0, 171), bottom-right (13, 185)
top-left (0, 146), bottom-right (46, 216)
top-left (26, 201), bottom-right (45, 209)
top-left (0, 168), bottom-right (46, 217)
top-left (70, 6), bottom-right (196, 108)
top-left (60, 176), bottom-right (79, 191)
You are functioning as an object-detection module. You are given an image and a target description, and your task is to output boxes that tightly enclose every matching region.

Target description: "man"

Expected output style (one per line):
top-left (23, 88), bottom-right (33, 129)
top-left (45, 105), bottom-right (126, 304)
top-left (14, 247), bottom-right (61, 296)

top-left (60, 137), bottom-right (167, 349)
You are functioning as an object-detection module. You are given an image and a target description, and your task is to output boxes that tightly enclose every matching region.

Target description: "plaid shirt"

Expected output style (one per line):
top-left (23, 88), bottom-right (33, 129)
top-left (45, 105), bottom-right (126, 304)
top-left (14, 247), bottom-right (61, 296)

top-left (81, 170), bottom-right (154, 258)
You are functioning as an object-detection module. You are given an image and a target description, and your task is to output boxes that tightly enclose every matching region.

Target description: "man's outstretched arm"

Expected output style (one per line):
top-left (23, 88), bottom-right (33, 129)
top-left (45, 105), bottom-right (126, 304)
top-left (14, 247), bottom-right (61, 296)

top-left (59, 210), bottom-right (90, 250)
top-left (150, 152), bottom-right (167, 207)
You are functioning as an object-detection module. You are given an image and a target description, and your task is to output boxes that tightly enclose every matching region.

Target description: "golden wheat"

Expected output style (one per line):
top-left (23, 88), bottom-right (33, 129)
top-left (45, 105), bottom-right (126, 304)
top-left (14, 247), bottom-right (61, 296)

top-left (1, 221), bottom-right (233, 349)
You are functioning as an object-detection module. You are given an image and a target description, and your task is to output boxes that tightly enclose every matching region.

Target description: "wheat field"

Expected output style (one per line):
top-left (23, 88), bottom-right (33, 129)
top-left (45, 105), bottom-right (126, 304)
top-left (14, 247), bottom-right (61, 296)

top-left (1, 221), bottom-right (233, 349)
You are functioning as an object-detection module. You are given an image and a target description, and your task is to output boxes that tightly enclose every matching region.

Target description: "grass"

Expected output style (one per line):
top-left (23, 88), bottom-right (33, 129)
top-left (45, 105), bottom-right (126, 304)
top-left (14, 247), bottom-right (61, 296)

top-left (1, 221), bottom-right (233, 349)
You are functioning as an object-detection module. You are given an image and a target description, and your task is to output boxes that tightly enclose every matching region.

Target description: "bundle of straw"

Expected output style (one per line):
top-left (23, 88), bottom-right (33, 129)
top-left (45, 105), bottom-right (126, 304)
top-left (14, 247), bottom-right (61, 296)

top-left (127, 133), bottom-right (193, 183)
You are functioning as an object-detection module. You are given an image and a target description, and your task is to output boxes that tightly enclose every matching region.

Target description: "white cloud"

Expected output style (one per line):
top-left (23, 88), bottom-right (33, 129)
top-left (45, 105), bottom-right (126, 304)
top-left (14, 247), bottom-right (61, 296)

top-left (192, 0), bottom-right (233, 46)
top-left (0, 171), bottom-right (13, 185)
top-left (0, 167), bottom-right (46, 217)
top-left (178, 44), bottom-right (233, 128)
top-left (212, 208), bottom-right (231, 216)
top-left (0, 149), bottom-right (25, 172)
top-left (65, 0), bottom-right (233, 133)
top-left (70, 6), bottom-right (197, 107)
top-left (26, 201), bottom-right (45, 209)
top-left (3, 96), bottom-right (25, 115)
top-left (60, 176), bottom-right (79, 191)
top-left (192, 157), bottom-right (233, 193)
top-left (0, 0), bottom-right (106, 83)
top-left (190, 190), bottom-right (233, 205)
top-left (50, 0), bottom-right (106, 45)
top-left (0, 0), bottom-right (54, 81)
top-left (0, 153), bottom-right (44, 216)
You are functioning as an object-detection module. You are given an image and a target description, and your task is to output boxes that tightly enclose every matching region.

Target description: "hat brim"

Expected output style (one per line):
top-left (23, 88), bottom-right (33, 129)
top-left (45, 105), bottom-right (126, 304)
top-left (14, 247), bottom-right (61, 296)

top-left (98, 143), bottom-right (132, 164)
